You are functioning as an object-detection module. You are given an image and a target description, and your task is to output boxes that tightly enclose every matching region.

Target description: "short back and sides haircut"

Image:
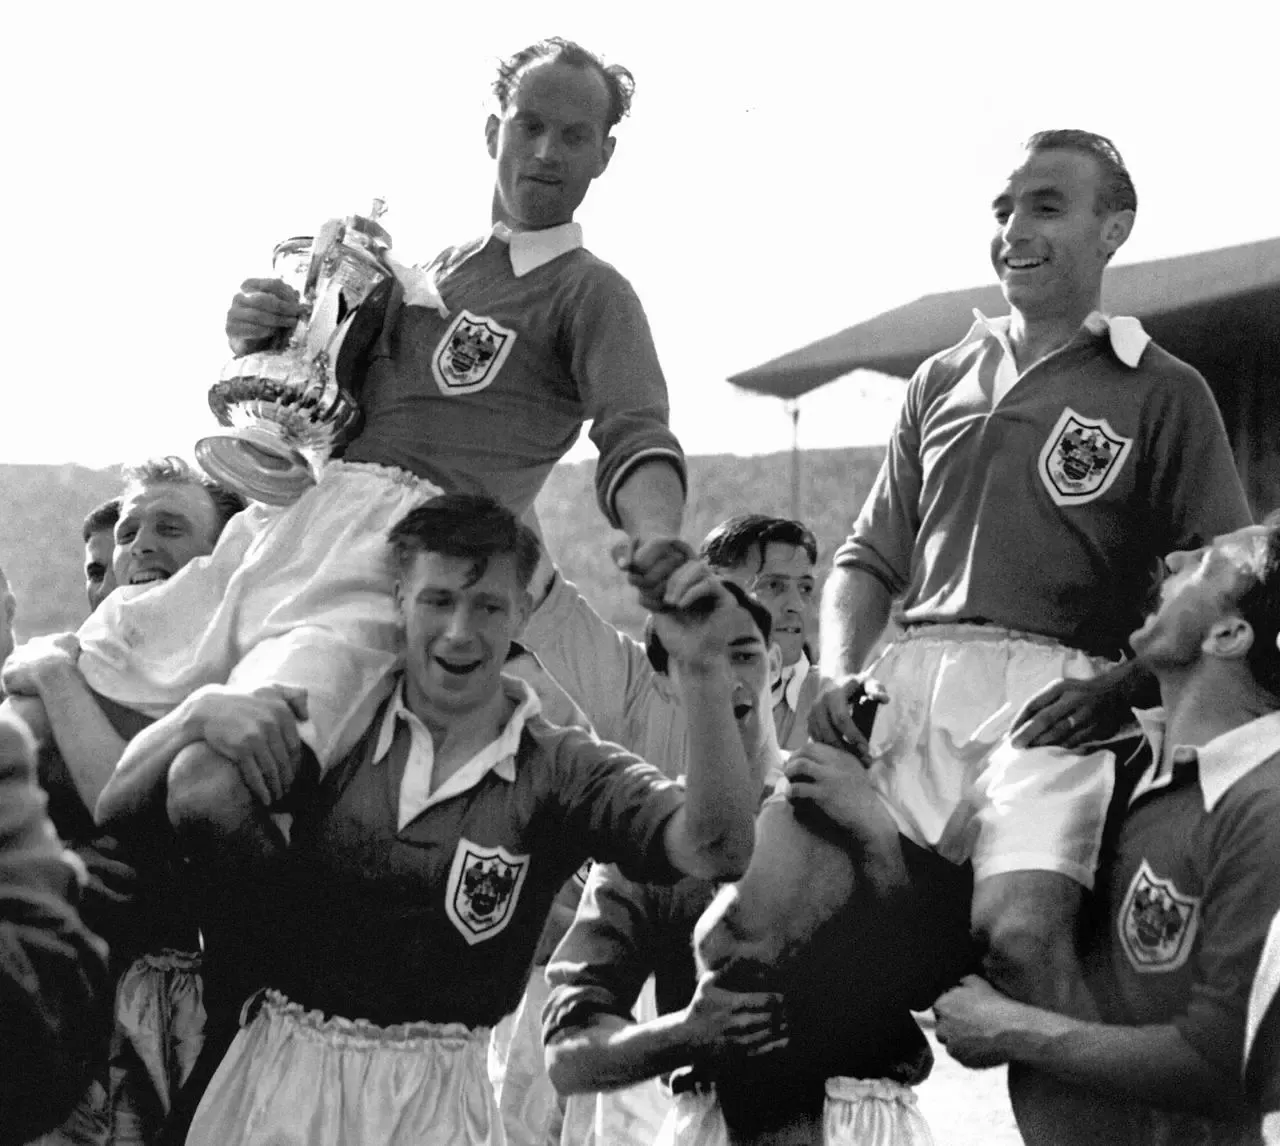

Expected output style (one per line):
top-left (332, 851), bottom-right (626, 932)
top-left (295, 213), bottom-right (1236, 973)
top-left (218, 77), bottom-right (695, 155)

top-left (387, 494), bottom-right (541, 591)
top-left (493, 38), bottom-right (635, 132)
top-left (1024, 128), bottom-right (1138, 216)
top-left (1235, 512), bottom-right (1280, 699)
top-left (82, 498), bottom-right (121, 543)
top-left (699, 514), bottom-right (818, 572)
top-left (645, 580), bottom-right (774, 676)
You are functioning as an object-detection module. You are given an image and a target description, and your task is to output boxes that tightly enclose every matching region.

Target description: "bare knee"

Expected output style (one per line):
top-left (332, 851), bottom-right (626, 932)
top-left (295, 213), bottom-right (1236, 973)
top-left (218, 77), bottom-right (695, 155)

top-left (972, 873), bottom-right (1086, 1009)
top-left (166, 742), bottom-right (254, 836)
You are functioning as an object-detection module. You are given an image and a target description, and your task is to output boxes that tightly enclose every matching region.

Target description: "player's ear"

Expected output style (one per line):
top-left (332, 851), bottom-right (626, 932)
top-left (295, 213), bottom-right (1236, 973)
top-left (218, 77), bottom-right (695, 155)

top-left (1203, 613), bottom-right (1252, 661)
top-left (1101, 209), bottom-right (1134, 258)
top-left (514, 589), bottom-right (533, 634)
top-left (485, 114), bottom-right (500, 160)
top-left (595, 135), bottom-right (616, 178)
top-left (768, 642), bottom-right (784, 684)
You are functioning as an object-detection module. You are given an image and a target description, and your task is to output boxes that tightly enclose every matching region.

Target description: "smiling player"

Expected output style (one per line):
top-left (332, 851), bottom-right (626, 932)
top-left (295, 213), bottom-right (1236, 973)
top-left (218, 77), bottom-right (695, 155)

top-left (809, 130), bottom-right (1251, 1143)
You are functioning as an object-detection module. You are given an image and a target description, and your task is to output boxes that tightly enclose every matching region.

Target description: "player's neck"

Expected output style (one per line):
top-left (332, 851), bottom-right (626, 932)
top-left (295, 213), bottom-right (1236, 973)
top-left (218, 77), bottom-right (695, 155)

top-left (413, 687), bottom-right (514, 783)
top-left (1158, 666), bottom-right (1275, 761)
top-left (1007, 298), bottom-right (1098, 373)
top-left (490, 190), bottom-right (575, 234)
top-left (752, 717), bottom-right (784, 788)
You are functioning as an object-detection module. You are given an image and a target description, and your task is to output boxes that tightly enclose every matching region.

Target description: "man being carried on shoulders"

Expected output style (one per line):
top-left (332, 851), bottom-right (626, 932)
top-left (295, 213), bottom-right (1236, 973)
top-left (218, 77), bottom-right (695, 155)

top-left (809, 129), bottom-right (1251, 1142)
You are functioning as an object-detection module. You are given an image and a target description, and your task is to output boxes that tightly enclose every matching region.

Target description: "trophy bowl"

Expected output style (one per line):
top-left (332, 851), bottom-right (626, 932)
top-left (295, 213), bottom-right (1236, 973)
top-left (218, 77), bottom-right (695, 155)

top-left (196, 208), bottom-right (395, 506)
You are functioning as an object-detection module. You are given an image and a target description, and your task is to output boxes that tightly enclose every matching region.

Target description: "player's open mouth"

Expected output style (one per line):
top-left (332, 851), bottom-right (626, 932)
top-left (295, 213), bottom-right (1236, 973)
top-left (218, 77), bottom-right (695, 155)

top-left (1004, 256), bottom-right (1045, 270)
top-left (128, 570), bottom-right (170, 585)
top-left (732, 702), bottom-right (753, 720)
top-left (522, 174), bottom-right (561, 187)
top-left (436, 656), bottom-right (483, 676)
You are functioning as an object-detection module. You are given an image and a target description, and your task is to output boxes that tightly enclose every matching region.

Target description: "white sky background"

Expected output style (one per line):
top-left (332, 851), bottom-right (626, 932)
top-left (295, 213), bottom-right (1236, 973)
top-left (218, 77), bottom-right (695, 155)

top-left (3, 0), bottom-right (1277, 468)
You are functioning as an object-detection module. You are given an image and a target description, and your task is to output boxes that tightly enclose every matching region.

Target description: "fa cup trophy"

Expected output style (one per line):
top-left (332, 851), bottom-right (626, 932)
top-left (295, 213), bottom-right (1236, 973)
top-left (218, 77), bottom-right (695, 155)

top-left (195, 201), bottom-right (397, 505)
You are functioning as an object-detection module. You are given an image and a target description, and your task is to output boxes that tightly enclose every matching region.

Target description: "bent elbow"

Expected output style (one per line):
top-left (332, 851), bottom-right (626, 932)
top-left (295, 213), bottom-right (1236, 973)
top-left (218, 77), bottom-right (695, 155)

top-left (544, 1041), bottom-right (590, 1096)
top-left (693, 829), bottom-right (754, 882)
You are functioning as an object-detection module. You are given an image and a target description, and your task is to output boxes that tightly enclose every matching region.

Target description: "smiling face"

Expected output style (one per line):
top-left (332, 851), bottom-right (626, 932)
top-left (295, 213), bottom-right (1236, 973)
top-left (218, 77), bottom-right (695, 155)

top-left (486, 58), bottom-right (615, 231)
top-left (718, 542), bottom-right (816, 668)
top-left (396, 550), bottom-right (531, 720)
top-left (1131, 525), bottom-right (1273, 669)
top-left (990, 147), bottom-right (1132, 321)
top-left (84, 528), bottom-right (116, 611)
top-left (112, 483), bottom-right (222, 590)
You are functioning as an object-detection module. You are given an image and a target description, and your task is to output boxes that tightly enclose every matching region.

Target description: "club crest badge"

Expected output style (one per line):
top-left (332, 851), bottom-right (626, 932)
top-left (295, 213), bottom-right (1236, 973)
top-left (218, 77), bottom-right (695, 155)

top-left (445, 839), bottom-right (530, 945)
top-left (1037, 407), bottom-right (1133, 506)
top-left (1117, 859), bottom-right (1200, 973)
top-left (431, 310), bottom-right (516, 395)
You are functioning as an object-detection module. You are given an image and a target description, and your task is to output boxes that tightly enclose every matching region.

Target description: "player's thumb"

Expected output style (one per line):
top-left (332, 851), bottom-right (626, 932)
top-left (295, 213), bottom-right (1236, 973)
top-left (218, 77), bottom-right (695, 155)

top-left (277, 686), bottom-right (309, 720)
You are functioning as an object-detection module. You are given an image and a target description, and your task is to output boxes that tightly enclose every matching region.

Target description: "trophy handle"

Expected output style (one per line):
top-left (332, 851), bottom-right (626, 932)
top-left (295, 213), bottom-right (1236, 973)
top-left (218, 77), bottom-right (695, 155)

top-left (303, 217), bottom-right (346, 301)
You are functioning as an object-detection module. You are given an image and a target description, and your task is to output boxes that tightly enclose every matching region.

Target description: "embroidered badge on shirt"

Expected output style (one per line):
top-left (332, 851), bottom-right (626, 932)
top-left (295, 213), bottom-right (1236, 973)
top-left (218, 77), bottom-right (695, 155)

top-left (431, 310), bottom-right (516, 395)
top-left (445, 838), bottom-right (530, 945)
top-left (1117, 859), bottom-right (1201, 973)
top-left (1037, 407), bottom-right (1133, 506)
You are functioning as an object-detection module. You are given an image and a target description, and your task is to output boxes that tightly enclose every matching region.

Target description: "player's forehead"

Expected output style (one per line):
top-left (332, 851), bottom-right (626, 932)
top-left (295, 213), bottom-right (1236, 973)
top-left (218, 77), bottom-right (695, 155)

top-left (726, 603), bottom-right (768, 650)
top-left (505, 58), bottom-right (610, 130)
top-left (405, 550), bottom-right (521, 599)
top-left (755, 541), bottom-right (815, 577)
top-left (996, 147), bottom-right (1101, 204)
top-left (1210, 524), bottom-right (1271, 574)
top-left (117, 483), bottom-right (214, 529)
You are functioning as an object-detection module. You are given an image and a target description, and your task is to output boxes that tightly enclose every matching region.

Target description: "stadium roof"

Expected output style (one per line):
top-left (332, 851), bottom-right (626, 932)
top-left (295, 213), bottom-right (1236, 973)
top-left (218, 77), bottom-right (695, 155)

top-left (728, 237), bottom-right (1280, 399)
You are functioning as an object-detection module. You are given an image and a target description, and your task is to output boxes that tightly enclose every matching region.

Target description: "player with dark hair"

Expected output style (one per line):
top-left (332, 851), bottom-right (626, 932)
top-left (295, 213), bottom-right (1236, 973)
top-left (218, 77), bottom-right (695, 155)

top-left (700, 514), bottom-right (822, 749)
top-left (82, 499), bottom-right (121, 613)
top-left (1021, 129), bottom-right (1138, 217)
top-left (97, 494), bottom-right (756, 1146)
top-left (543, 584), bottom-right (939, 1145)
top-left (935, 517), bottom-right (1280, 1142)
top-left (795, 128), bottom-right (1252, 1142)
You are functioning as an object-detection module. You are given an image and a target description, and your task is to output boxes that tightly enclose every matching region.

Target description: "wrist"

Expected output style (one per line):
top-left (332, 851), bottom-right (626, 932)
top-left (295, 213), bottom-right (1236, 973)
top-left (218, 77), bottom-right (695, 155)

top-left (1003, 1004), bottom-right (1077, 1068)
top-left (676, 1006), bottom-right (711, 1056)
top-left (177, 686), bottom-right (220, 742)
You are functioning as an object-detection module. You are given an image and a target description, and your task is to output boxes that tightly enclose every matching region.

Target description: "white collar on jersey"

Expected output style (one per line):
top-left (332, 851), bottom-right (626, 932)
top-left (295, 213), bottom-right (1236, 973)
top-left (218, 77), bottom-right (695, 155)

top-left (967, 310), bottom-right (1151, 369)
top-left (384, 220), bottom-right (583, 314)
top-left (491, 221), bottom-right (584, 277)
top-left (1131, 706), bottom-right (1280, 811)
top-left (773, 650), bottom-right (811, 713)
top-left (374, 675), bottom-right (542, 830)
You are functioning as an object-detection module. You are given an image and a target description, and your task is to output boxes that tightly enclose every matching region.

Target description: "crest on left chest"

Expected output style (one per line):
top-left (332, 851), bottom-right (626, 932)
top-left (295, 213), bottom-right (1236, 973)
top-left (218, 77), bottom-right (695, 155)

top-left (1038, 407), bottom-right (1133, 507)
top-left (445, 838), bottom-right (531, 945)
top-left (1117, 858), bottom-right (1201, 973)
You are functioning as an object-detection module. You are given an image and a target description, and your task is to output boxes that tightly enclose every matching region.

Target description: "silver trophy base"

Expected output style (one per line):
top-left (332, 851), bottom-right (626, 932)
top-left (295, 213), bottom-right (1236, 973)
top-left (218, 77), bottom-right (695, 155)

top-left (195, 425), bottom-right (319, 506)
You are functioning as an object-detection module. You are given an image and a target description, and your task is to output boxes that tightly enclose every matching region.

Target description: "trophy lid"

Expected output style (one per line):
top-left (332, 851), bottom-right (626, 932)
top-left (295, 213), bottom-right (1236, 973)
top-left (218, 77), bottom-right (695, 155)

top-left (346, 198), bottom-right (391, 249)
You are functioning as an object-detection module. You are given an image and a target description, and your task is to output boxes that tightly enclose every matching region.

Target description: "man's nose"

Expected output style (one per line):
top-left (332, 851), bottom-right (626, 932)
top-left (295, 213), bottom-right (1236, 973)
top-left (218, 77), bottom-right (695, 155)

top-left (533, 132), bottom-right (559, 163)
top-left (1003, 209), bottom-right (1034, 243)
top-left (444, 606), bottom-right (475, 642)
